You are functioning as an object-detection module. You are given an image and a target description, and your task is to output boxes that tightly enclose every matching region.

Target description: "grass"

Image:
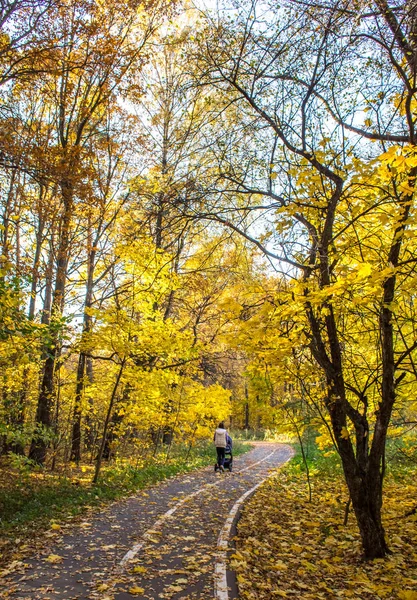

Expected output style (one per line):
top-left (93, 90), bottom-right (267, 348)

top-left (230, 428), bottom-right (293, 442)
top-left (0, 440), bottom-right (251, 566)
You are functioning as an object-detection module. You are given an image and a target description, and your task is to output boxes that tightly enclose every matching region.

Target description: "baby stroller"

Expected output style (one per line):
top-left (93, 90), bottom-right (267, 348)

top-left (215, 442), bottom-right (233, 472)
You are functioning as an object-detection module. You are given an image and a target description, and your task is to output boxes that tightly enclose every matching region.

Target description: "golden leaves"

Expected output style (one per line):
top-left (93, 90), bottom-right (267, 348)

top-left (233, 468), bottom-right (417, 600)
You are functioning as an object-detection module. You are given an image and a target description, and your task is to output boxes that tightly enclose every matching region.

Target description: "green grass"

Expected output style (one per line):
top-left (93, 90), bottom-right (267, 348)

top-left (384, 432), bottom-right (417, 480)
top-left (288, 440), bottom-right (343, 477)
top-left (286, 431), bottom-right (417, 487)
top-left (0, 440), bottom-right (251, 547)
top-left (230, 428), bottom-right (291, 441)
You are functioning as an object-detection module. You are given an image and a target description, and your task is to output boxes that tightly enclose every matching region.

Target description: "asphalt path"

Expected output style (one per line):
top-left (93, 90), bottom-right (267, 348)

top-left (0, 443), bottom-right (293, 600)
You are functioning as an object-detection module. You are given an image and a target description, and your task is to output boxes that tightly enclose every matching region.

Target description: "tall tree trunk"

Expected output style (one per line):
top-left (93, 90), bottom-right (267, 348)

top-left (70, 352), bottom-right (86, 464)
top-left (93, 361), bottom-right (125, 484)
top-left (102, 382), bottom-right (131, 460)
top-left (1, 170), bottom-right (16, 268)
top-left (347, 469), bottom-right (388, 559)
top-left (244, 384), bottom-right (250, 429)
top-left (84, 355), bottom-right (95, 453)
top-left (41, 238), bottom-right (54, 327)
top-left (28, 184), bottom-right (47, 320)
top-left (29, 180), bottom-right (73, 464)
top-left (70, 225), bottom-right (96, 463)
top-left (308, 296), bottom-right (389, 558)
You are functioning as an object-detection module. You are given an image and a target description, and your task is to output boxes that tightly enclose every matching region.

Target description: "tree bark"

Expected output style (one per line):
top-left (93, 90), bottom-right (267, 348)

top-left (93, 361), bottom-right (124, 484)
top-left (70, 228), bottom-right (96, 463)
top-left (28, 183), bottom-right (47, 320)
top-left (29, 179), bottom-right (73, 464)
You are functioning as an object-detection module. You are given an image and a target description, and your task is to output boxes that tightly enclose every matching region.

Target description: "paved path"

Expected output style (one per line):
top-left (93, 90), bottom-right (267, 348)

top-left (0, 443), bottom-right (293, 600)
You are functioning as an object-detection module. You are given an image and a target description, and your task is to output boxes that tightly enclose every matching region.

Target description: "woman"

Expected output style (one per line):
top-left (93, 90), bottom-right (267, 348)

top-left (214, 422), bottom-right (229, 472)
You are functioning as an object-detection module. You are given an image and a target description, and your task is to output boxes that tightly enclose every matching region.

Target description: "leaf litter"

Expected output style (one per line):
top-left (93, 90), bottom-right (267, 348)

top-left (232, 469), bottom-right (417, 599)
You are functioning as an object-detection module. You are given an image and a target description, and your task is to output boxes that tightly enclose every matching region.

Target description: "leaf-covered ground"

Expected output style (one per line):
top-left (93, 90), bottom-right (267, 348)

top-left (232, 465), bottom-right (417, 600)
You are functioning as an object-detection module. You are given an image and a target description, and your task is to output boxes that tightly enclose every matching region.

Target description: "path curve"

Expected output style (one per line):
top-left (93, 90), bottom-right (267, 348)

top-left (1, 443), bottom-right (293, 600)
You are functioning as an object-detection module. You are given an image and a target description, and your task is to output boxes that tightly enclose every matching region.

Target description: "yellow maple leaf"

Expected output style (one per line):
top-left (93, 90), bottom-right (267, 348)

top-left (45, 554), bottom-right (63, 564)
top-left (133, 566), bottom-right (147, 573)
top-left (129, 587), bottom-right (145, 595)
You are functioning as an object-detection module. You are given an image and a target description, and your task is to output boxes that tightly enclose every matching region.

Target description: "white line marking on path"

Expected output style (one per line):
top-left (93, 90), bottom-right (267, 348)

top-left (119, 447), bottom-right (277, 566)
top-left (214, 448), bottom-right (295, 600)
top-left (214, 483), bottom-right (262, 600)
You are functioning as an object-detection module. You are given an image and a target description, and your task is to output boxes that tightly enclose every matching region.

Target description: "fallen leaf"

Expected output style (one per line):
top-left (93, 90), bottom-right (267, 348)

top-left (129, 586), bottom-right (145, 595)
top-left (45, 554), bottom-right (63, 564)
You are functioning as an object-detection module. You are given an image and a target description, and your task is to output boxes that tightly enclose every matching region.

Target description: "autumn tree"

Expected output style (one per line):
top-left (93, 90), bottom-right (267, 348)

top-left (24, 0), bottom-right (167, 464)
top-left (69, 109), bottom-right (138, 463)
top-left (188, 0), bottom-right (417, 558)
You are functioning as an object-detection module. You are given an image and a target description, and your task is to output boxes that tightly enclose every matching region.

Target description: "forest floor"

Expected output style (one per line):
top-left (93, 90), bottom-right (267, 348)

top-left (0, 442), bottom-right (293, 599)
top-left (233, 453), bottom-right (417, 600)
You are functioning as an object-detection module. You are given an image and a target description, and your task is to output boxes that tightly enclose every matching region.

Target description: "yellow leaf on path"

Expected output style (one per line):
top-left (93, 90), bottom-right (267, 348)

top-left (133, 566), bottom-right (147, 573)
top-left (129, 587), bottom-right (145, 595)
top-left (50, 523), bottom-right (61, 531)
top-left (97, 583), bottom-right (109, 592)
top-left (45, 554), bottom-right (63, 564)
